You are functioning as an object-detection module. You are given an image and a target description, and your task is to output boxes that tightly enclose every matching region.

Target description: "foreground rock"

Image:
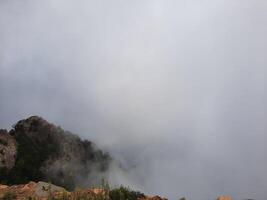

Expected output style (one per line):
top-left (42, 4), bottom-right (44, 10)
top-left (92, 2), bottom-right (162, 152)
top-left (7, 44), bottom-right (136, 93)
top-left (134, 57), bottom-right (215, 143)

top-left (0, 182), bottom-right (167, 200)
top-left (0, 181), bottom-right (102, 200)
top-left (2, 182), bottom-right (46, 200)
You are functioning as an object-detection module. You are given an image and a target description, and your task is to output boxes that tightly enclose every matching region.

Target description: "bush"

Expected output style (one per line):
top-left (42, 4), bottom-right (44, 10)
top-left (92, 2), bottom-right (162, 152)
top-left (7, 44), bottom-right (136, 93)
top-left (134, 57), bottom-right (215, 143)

top-left (109, 186), bottom-right (145, 200)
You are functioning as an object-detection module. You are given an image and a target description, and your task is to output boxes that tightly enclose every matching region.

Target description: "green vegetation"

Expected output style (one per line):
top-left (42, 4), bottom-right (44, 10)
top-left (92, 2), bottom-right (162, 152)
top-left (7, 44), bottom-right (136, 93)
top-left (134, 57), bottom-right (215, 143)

top-left (1, 116), bottom-right (111, 191)
top-left (2, 191), bottom-right (17, 200)
top-left (99, 179), bottom-right (144, 200)
top-left (46, 186), bottom-right (144, 200)
top-left (7, 130), bottom-right (59, 184)
top-left (109, 186), bottom-right (145, 200)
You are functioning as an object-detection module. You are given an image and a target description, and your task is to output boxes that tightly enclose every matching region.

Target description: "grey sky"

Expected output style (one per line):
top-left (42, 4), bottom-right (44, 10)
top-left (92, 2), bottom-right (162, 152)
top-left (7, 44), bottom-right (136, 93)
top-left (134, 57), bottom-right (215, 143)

top-left (0, 1), bottom-right (266, 200)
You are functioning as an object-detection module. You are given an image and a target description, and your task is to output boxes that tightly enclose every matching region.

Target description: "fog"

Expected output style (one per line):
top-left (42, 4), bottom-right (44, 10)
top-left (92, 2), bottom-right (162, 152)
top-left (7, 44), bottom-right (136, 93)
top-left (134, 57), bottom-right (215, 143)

top-left (0, 0), bottom-right (266, 199)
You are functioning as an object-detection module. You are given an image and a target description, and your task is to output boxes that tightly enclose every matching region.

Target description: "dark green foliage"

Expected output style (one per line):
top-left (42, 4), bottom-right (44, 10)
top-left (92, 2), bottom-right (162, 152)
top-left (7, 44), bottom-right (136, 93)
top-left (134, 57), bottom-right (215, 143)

top-left (0, 116), bottom-right (111, 191)
top-left (109, 186), bottom-right (145, 200)
top-left (179, 197), bottom-right (186, 200)
top-left (2, 191), bottom-right (17, 200)
top-left (7, 129), bottom-right (59, 184)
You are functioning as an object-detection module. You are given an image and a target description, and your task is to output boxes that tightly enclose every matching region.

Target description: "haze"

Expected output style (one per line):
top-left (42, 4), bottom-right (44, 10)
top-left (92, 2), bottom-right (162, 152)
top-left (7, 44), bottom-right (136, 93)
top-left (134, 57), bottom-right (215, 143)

top-left (0, 1), bottom-right (266, 200)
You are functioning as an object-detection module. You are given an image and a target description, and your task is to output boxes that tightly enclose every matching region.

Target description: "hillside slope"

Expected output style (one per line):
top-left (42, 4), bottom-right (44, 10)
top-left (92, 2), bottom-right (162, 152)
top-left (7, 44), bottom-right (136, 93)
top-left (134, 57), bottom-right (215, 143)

top-left (0, 116), bottom-right (111, 190)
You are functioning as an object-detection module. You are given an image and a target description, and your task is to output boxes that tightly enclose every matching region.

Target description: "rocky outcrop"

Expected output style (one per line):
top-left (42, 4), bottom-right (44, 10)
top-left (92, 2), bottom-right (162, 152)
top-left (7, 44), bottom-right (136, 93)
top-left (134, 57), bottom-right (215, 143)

top-left (0, 181), bottom-right (67, 200)
top-left (0, 116), bottom-right (111, 190)
top-left (34, 181), bottom-right (67, 198)
top-left (0, 129), bottom-right (16, 170)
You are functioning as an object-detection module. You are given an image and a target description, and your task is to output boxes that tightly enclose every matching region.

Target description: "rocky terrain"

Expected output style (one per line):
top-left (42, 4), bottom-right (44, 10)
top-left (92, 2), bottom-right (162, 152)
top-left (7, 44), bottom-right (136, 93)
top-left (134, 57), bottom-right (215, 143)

top-left (0, 181), bottom-right (232, 200)
top-left (0, 181), bottom-right (169, 200)
top-left (0, 116), bottom-right (111, 190)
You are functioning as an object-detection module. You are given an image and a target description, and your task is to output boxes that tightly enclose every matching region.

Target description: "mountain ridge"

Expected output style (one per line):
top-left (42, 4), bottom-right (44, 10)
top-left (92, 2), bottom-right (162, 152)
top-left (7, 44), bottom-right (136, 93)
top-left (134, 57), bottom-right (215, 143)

top-left (0, 116), bottom-right (111, 190)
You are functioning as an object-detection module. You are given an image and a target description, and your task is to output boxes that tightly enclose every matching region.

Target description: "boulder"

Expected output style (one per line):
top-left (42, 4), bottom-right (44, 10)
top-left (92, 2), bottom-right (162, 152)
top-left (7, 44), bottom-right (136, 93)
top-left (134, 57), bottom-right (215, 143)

top-left (0, 181), bottom-right (67, 200)
top-left (35, 181), bottom-right (67, 198)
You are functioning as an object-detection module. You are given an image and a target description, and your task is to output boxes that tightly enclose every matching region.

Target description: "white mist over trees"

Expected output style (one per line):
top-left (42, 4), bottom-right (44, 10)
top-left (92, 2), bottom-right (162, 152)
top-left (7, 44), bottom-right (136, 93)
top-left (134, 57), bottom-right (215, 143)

top-left (0, 1), bottom-right (266, 200)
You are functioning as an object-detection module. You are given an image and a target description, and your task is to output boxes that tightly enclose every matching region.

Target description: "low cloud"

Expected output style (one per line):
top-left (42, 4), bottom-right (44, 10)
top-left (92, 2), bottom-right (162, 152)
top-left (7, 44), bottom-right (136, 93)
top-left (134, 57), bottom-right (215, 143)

top-left (0, 1), bottom-right (266, 200)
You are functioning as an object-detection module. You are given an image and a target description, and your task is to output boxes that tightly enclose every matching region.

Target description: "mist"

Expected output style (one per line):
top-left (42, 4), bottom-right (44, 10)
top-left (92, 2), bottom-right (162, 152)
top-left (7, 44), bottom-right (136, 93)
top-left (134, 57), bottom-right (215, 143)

top-left (0, 0), bottom-right (266, 200)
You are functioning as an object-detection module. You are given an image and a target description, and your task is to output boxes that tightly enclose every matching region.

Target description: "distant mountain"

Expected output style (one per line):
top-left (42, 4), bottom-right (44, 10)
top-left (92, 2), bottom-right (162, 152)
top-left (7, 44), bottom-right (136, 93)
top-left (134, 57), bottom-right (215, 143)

top-left (0, 116), bottom-right (111, 190)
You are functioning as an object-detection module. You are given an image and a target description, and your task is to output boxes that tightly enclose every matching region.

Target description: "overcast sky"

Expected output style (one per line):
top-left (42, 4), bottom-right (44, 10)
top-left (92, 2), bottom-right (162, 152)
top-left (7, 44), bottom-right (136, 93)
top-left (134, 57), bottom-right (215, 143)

top-left (0, 1), bottom-right (266, 200)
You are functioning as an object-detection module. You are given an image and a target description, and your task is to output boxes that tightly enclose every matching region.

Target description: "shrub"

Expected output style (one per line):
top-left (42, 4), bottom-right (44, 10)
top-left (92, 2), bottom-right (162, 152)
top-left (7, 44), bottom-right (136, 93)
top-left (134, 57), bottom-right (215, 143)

top-left (109, 186), bottom-right (145, 200)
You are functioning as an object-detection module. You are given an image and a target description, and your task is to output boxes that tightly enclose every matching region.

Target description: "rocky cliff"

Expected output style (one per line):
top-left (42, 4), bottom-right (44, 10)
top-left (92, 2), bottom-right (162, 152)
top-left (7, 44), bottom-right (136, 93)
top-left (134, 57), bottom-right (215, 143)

top-left (0, 116), bottom-right (111, 190)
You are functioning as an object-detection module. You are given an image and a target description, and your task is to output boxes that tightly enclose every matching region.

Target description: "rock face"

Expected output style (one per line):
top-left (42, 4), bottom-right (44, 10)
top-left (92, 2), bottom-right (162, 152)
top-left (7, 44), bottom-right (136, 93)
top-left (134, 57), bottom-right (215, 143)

top-left (0, 181), bottom-right (66, 200)
top-left (0, 129), bottom-right (17, 170)
top-left (0, 116), bottom-right (111, 190)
